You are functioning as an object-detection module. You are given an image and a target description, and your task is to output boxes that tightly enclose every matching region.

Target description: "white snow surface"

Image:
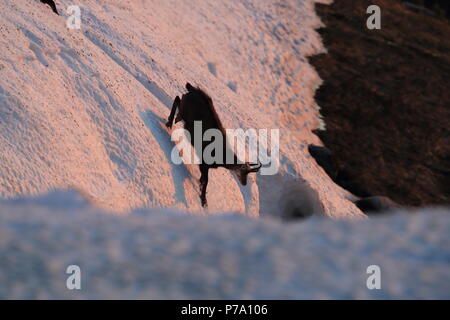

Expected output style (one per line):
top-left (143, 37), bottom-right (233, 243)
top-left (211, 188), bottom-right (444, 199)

top-left (0, 0), bottom-right (363, 218)
top-left (2, 1), bottom-right (448, 300)
top-left (0, 190), bottom-right (449, 299)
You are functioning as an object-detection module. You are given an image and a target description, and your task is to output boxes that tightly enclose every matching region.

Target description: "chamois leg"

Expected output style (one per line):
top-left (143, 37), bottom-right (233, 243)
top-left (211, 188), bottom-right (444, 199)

top-left (199, 164), bottom-right (209, 207)
top-left (40, 0), bottom-right (59, 15)
top-left (166, 96), bottom-right (180, 129)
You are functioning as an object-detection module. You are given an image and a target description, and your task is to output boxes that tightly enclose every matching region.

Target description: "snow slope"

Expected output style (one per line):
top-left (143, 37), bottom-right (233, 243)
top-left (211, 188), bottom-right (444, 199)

top-left (0, 0), bottom-right (362, 217)
top-left (0, 191), bottom-right (449, 299)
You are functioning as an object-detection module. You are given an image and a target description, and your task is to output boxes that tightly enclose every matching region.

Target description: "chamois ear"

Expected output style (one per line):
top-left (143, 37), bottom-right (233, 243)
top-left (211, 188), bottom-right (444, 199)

top-left (186, 82), bottom-right (194, 92)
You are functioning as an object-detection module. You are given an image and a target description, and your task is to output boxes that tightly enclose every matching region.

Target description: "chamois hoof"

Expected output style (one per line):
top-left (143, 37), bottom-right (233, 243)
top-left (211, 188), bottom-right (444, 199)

top-left (165, 121), bottom-right (172, 129)
top-left (40, 0), bottom-right (59, 15)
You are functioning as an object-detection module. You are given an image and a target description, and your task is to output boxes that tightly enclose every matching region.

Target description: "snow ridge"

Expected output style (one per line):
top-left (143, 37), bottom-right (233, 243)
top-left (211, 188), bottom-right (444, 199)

top-left (0, 0), bottom-right (360, 217)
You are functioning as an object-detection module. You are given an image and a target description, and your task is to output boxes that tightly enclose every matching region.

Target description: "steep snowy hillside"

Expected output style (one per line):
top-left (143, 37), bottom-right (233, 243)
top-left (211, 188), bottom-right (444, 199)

top-left (0, 0), bottom-right (362, 217)
top-left (0, 191), bottom-right (449, 299)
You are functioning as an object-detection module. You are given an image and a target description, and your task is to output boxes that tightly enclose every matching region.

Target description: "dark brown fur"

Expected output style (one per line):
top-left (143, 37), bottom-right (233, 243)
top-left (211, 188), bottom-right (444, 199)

top-left (166, 83), bottom-right (261, 207)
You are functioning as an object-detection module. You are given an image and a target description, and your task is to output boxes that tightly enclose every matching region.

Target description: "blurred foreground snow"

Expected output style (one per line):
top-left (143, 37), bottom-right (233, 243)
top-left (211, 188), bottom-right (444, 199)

top-left (0, 191), bottom-right (448, 299)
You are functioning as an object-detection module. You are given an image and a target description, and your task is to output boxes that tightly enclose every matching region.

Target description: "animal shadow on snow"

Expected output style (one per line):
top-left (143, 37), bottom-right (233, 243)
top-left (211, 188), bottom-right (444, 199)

top-left (140, 109), bottom-right (190, 206)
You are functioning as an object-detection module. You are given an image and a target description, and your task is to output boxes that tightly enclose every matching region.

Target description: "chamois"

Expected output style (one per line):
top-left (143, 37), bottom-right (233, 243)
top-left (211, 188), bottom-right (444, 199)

top-left (166, 83), bottom-right (261, 207)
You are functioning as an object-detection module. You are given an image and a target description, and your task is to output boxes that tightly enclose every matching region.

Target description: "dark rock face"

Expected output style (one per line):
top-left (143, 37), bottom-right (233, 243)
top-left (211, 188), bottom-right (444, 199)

top-left (310, 0), bottom-right (450, 207)
top-left (308, 144), bottom-right (372, 198)
top-left (308, 143), bottom-right (399, 215)
top-left (418, 0), bottom-right (449, 19)
top-left (308, 145), bottom-right (337, 180)
top-left (308, 144), bottom-right (400, 215)
top-left (355, 196), bottom-right (399, 215)
top-left (335, 169), bottom-right (372, 198)
top-left (40, 0), bottom-right (59, 15)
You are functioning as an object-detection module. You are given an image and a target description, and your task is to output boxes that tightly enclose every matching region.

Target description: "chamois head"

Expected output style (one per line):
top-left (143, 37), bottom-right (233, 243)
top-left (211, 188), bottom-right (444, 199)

top-left (234, 161), bottom-right (262, 185)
